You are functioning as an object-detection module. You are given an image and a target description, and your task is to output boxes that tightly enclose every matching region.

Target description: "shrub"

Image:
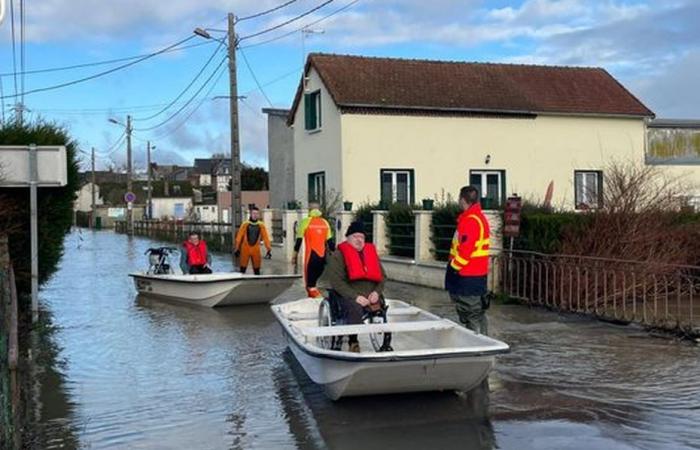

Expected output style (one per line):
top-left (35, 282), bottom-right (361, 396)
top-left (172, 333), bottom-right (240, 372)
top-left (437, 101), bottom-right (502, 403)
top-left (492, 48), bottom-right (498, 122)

top-left (0, 121), bottom-right (80, 303)
top-left (353, 202), bottom-right (381, 243)
top-left (430, 202), bottom-right (461, 261)
top-left (385, 203), bottom-right (416, 258)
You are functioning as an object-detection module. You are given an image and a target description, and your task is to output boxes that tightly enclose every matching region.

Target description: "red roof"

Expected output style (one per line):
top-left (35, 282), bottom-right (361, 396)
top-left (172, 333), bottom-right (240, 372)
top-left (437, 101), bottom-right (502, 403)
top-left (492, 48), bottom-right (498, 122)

top-left (289, 53), bottom-right (654, 123)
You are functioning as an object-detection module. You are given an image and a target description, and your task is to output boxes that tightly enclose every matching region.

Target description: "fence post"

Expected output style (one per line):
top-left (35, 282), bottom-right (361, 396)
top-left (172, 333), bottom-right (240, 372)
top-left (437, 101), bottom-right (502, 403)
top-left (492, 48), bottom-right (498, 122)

top-left (414, 210), bottom-right (434, 263)
top-left (262, 209), bottom-right (274, 237)
top-left (282, 209), bottom-right (300, 262)
top-left (372, 210), bottom-right (389, 256)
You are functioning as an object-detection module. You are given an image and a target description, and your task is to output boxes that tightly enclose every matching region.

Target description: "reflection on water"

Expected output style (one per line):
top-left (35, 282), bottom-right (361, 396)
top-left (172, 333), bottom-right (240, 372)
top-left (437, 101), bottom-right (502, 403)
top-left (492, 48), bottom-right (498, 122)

top-left (31, 230), bottom-right (700, 449)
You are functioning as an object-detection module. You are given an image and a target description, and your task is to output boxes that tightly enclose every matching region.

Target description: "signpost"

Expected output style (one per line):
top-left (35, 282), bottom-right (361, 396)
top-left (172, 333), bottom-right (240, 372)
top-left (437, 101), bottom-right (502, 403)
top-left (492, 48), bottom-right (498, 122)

top-left (0, 145), bottom-right (68, 322)
top-left (124, 191), bottom-right (136, 214)
top-left (503, 195), bottom-right (522, 253)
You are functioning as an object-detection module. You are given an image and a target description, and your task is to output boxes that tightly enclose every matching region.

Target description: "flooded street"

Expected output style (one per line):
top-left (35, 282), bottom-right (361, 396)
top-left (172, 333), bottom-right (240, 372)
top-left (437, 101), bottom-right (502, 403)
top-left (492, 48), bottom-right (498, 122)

top-left (31, 230), bottom-right (700, 449)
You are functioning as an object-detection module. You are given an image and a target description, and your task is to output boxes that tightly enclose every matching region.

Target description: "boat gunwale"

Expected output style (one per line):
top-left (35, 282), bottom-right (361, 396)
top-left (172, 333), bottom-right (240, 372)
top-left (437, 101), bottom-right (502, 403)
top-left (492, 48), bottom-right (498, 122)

top-left (129, 272), bottom-right (301, 284)
top-left (271, 301), bottom-right (510, 364)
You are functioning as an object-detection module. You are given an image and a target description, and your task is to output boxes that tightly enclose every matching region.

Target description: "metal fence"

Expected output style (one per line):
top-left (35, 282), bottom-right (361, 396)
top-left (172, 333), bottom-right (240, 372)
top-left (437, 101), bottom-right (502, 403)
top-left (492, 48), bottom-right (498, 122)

top-left (117, 220), bottom-right (235, 252)
top-left (386, 222), bottom-right (415, 258)
top-left (495, 250), bottom-right (700, 336)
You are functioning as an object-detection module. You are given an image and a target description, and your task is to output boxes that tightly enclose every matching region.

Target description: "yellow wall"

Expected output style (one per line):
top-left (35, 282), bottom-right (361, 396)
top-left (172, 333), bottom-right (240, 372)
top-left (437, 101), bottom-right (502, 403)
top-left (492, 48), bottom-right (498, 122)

top-left (340, 113), bottom-right (649, 209)
top-left (292, 69), bottom-right (342, 206)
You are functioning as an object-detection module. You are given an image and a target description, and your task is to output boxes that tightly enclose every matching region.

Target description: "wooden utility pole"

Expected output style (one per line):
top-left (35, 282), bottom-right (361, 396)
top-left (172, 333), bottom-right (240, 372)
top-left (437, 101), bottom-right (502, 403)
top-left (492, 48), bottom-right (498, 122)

top-left (228, 12), bottom-right (242, 260)
top-left (147, 141), bottom-right (152, 220)
top-left (90, 147), bottom-right (96, 228)
top-left (126, 114), bottom-right (133, 235)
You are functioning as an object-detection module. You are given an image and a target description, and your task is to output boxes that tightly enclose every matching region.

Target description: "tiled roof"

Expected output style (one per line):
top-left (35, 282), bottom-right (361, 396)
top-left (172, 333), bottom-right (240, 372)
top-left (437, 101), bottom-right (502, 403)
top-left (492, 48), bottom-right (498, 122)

top-left (288, 53), bottom-right (654, 123)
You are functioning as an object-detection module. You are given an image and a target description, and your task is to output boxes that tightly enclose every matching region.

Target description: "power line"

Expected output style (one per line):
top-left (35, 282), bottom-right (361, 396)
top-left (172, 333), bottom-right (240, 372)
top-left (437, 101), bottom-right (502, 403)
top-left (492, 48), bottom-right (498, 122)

top-left (238, 0), bottom-right (335, 42)
top-left (240, 65), bottom-right (302, 97)
top-left (20, 0), bottom-right (25, 106)
top-left (134, 54), bottom-right (228, 132)
top-left (133, 41), bottom-right (226, 121)
top-left (150, 62), bottom-right (228, 141)
top-left (240, 0), bottom-right (358, 49)
top-left (0, 35), bottom-right (198, 100)
top-left (239, 47), bottom-right (273, 107)
top-left (236, 0), bottom-right (298, 22)
top-left (0, 40), bottom-right (215, 78)
top-left (9, 0), bottom-right (18, 98)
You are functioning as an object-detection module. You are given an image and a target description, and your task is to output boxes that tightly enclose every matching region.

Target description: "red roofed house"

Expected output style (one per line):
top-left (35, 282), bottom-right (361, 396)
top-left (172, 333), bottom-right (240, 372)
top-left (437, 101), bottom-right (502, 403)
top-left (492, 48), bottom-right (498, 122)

top-left (287, 53), bottom-right (661, 210)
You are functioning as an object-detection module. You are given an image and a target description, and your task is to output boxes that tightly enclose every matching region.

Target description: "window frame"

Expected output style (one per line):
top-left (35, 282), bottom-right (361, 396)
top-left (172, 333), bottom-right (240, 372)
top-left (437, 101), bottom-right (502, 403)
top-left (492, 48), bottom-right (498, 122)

top-left (304, 90), bottom-right (322, 132)
top-left (307, 171), bottom-right (326, 204)
top-left (380, 169), bottom-right (415, 206)
top-left (468, 169), bottom-right (506, 209)
top-left (574, 170), bottom-right (604, 210)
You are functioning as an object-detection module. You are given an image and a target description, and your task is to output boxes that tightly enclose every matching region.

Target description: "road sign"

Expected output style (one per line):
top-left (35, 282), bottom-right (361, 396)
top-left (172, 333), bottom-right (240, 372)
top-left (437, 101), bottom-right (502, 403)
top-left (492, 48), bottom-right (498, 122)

top-left (0, 145), bottom-right (67, 186)
top-left (124, 191), bottom-right (136, 203)
top-left (504, 196), bottom-right (522, 238)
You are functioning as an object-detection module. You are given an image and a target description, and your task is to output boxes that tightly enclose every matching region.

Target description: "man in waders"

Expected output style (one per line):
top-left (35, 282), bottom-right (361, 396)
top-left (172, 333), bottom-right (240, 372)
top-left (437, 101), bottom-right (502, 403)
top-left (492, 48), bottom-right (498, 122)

top-left (291, 201), bottom-right (334, 298)
top-left (234, 207), bottom-right (272, 275)
top-left (445, 186), bottom-right (491, 335)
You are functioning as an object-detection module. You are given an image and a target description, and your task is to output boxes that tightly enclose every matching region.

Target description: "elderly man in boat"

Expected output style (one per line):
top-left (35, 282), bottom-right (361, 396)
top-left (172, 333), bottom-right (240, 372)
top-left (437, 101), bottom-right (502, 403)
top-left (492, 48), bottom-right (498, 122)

top-left (180, 232), bottom-right (213, 274)
top-left (321, 221), bottom-right (393, 353)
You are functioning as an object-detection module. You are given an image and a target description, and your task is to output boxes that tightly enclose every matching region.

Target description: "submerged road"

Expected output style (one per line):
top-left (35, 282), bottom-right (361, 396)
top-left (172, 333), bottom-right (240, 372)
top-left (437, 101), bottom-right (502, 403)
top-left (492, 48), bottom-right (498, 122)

top-left (28, 230), bottom-right (700, 449)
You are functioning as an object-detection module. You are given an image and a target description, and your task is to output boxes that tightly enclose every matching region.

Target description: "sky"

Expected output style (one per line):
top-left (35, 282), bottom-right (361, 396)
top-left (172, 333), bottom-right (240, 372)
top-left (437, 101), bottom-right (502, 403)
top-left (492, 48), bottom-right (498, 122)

top-left (0, 0), bottom-right (698, 172)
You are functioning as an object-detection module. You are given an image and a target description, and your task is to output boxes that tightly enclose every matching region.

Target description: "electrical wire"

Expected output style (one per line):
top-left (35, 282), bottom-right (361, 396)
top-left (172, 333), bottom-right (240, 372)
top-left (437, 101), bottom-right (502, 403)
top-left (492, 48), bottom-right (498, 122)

top-left (149, 62), bottom-right (228, 141)
top-left (133, 41), bottom-right (226, 121)
top-left (95, 131), bottom-right (127, 158)
top-left (0, 35), bottom-right (198, 100)
top-left (0, 40), bottom-right (215, 79)
top-left (239, 65), bottom-right (302, 97)
top-left (236, 0), bottom-right (298, 22)
top-left (239, 47), bottom-right (273, 107)
top-left (134, 54), bottom-right (228, 132)
top-left (238, 0), bottom-right (335, 42)
top-left (9, 0), bottom-right (18, 98)
top-left (240, 0), bottom-right (358, 49)
top-left (20, 0), bottom-right (25, 106)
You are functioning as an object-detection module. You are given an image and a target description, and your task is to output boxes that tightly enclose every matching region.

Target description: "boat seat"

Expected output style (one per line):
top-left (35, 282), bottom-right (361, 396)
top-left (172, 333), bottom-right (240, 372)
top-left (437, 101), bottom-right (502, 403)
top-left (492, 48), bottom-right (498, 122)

top-left (386, 307), bottom-right (422, 316)
top-left (297, 320), bottom-right (453, 338)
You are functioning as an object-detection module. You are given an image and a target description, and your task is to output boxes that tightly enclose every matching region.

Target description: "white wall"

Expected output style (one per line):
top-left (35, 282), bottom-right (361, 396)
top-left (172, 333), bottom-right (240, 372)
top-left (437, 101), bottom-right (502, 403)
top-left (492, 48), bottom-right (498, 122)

top-left (194, 205), bottom-right (218, 222)
top-left (292, 67), bottom-right (343, 206)
top-left (74, 183), bottom-right (104, 212)
top-left (151, 197), bottom-right (192, 220)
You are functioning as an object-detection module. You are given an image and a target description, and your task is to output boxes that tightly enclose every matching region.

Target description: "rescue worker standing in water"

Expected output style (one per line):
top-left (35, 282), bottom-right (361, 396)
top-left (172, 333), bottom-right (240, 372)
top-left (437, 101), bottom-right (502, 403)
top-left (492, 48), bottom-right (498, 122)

top-left (445, 186), bottom-right (491, 335)
top-left (292, 201), bottom-right (334, 298)
top-left (234, 207), bottom-right (272, 275)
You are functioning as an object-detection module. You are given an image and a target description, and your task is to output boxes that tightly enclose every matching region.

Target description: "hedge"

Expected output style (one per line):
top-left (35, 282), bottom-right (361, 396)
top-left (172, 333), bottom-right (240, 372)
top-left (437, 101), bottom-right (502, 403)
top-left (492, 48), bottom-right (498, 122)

top-left (385, 203), bottom-right (416, 258)
top-left (353, 202), bottom-right (381, 244)
top-left (430, 202), bottom-right (461, 261)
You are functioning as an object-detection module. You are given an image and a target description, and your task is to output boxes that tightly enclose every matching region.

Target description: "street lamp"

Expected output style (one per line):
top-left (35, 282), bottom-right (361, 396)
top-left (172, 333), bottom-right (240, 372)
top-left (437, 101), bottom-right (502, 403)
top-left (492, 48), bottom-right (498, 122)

top-left (108, 115), bottom-right (134, 234)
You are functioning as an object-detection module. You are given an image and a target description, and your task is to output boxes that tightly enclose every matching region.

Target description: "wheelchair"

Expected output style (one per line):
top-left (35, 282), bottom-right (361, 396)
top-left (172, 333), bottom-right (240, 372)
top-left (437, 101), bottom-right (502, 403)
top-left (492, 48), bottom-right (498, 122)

top-left (317, 291), bottom-right (393, 352)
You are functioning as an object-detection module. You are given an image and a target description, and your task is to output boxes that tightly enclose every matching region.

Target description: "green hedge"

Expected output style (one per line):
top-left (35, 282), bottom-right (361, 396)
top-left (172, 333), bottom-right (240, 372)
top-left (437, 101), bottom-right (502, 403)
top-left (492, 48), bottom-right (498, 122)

top-left (385, 203), bottom-right (416, 258)
top-left (353, 202), bottom-right (380, 244)
top-left (0, 121), bottom-right (80, 301)
top-left (430, 202), bottom-right (461, 261)
top-left (515, 212), bottom-right (592, 254)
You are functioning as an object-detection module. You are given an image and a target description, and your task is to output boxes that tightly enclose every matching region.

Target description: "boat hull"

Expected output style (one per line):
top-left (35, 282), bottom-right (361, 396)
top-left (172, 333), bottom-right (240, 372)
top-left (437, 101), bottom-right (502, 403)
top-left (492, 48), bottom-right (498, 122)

top-left (130, 273), bottom-right (300, 307)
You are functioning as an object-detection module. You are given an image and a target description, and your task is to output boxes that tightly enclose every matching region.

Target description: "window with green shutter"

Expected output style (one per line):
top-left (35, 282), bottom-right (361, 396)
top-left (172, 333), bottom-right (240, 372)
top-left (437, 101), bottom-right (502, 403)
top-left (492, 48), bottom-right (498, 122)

top-left (304, 90), bottom-right (321, 131)
top-left (380, 169), bottom-right (415, 206)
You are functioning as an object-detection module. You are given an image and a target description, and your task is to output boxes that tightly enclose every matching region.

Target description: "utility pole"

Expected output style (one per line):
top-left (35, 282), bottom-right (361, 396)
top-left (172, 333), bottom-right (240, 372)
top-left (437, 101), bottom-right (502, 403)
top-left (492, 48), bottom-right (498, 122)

top-left (227, 12), bottom-right (242, 261)
top-left (126, 114), bottom-right (133, 235)
top-left (147, 141), bottom-right (153, 220)
top-left (91, 147), bottom-right (96, 229)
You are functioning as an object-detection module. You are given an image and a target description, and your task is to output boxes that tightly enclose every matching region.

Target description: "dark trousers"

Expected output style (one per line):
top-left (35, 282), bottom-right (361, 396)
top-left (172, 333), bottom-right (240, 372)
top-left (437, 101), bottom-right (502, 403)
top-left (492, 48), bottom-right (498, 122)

top-left (449, 293), bottom-right (488, 335)
top-left (189, 265), bottom-right (212, 274)
top-left (305, 251), bottom-right (326, 288)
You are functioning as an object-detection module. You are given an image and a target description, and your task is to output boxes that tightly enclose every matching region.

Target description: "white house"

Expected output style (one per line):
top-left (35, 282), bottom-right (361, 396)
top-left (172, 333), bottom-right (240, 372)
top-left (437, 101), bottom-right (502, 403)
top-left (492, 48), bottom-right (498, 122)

top-left (74, 182), bottom-right (104, 212)
top-left (286, 53), bottom-right (690, 210)
top-left (150, 197), bottom-right (192, 220)
top-left (193, 204), bottom-right (218, 222)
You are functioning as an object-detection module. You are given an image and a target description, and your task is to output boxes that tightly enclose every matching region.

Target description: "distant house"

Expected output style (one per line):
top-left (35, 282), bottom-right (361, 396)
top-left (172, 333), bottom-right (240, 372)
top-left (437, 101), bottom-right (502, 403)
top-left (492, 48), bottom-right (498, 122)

top-left (74, 182), bottom-right (104, 212)
top-left (286, 53), bottom-right (669, 210)
top-left (217, 191), bottom-right (270, 223)
top-left (151, 197), bottom-right (192, 220)
top-left (194, 157), bottom-right (230, 187)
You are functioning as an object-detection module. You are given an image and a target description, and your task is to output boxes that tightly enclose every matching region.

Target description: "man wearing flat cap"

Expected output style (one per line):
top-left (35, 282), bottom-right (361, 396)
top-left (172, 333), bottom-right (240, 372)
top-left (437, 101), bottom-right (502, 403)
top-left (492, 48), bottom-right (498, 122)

top-left (321, 221), bottom-right (390, 352)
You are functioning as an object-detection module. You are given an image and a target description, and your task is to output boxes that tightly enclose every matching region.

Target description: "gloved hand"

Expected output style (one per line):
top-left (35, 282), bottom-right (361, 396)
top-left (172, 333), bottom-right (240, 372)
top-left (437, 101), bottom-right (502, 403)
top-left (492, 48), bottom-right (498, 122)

top-left (265, 250), bottom-right (272, 260)
top-left (234, 249), bottom-right (240, 258)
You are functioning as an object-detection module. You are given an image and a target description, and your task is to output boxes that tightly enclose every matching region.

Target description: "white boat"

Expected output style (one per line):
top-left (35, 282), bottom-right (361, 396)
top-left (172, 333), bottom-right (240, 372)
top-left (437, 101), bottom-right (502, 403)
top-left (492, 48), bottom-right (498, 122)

top-left (271, 298), bottom-right (510, 400)
top-left (130, 272), bottom-right (301, 307)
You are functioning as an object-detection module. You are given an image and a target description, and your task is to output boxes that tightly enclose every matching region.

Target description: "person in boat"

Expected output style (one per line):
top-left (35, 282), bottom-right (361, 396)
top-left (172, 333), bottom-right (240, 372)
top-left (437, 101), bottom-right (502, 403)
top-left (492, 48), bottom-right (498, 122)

top-left (291, 201), bottom-right (334, 298)
top-left (445, 185), bottom-right (491, 335)
top-left (180, 232), bottom-right (213, 274)
top-left (320, 221), bottom-right (392, 353)
top-left (234, 207), bottom-right (272, 275)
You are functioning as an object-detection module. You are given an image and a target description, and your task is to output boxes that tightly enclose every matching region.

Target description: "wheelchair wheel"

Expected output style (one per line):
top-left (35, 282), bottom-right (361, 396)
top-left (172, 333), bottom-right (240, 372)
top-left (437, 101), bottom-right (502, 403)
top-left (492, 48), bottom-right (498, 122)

top-left (317, 299), bottom-right (334, 350)
top-left (365, 312), bottom-right (388, 352)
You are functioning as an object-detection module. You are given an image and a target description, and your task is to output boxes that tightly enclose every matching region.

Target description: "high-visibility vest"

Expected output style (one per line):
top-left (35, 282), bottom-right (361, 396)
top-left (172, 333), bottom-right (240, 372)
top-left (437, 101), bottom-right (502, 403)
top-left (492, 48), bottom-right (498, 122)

top-left (448, 204), bottom-right (490, 277)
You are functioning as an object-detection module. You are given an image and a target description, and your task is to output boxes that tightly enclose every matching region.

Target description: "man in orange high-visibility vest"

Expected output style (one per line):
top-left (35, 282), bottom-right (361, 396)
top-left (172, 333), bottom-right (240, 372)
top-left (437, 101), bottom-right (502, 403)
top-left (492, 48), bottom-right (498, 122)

top-left (445, 186), bottom-right (491, 334)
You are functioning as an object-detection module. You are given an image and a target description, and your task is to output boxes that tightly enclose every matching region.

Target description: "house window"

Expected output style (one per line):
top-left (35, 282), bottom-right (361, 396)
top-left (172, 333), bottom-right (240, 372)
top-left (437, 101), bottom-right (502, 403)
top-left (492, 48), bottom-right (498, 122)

top-left (574, 170), bottom-right (603, 210)
top-left (380, 169), bottom-right (415, 205)
top-left (304, 90), bottom-right (322, 131)
top-left (308, 171), bottom-right (326, 203)
top-left (469, 170), bottom-right (506, 209)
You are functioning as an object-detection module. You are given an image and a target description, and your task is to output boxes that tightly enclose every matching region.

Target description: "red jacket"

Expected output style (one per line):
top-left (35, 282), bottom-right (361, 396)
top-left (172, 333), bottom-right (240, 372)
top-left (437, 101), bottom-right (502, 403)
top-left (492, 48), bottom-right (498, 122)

top-left (183, 240), bottom-right (209, 266)
top-left (449, 203), bottom-right (490, 276)
top-left (337, 242), bottom-right (383, 283)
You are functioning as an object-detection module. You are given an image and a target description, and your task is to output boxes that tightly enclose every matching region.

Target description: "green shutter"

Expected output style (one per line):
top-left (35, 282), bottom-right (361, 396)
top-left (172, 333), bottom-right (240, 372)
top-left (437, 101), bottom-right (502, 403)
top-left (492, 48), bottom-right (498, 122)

top-left (304, 94), bottom-right (312, 130)
top-left (316, 92), bottom-right (322, 129)
top-left (410, 170), bottom-right (415, 205)
top-left (308, 173), bottom-right (315, 202)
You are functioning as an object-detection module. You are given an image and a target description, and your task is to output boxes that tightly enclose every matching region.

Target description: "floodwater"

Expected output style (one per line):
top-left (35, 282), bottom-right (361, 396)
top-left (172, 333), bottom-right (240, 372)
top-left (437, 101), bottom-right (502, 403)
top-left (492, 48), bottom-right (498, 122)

top-left (26, 230), bottom-right (700, 449)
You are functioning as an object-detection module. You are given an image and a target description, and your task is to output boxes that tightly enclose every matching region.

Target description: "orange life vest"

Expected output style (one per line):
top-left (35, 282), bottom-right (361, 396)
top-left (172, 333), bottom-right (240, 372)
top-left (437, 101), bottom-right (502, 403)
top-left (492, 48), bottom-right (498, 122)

top-left (338, 242), bottom-right (383, 283)
top-left (183, 240), bottom-right (208, 266)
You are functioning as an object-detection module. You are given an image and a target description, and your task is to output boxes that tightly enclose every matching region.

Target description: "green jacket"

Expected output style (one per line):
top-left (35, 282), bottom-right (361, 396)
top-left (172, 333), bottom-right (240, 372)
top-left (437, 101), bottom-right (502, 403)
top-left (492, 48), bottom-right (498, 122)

top-left (320, 246), bottom-right (387, 300)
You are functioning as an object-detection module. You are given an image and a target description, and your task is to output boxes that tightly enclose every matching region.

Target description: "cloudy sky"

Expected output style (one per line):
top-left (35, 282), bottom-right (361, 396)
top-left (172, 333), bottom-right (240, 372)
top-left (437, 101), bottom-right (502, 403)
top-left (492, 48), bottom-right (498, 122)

top-left (1, 0), bottom-right (698, 171)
